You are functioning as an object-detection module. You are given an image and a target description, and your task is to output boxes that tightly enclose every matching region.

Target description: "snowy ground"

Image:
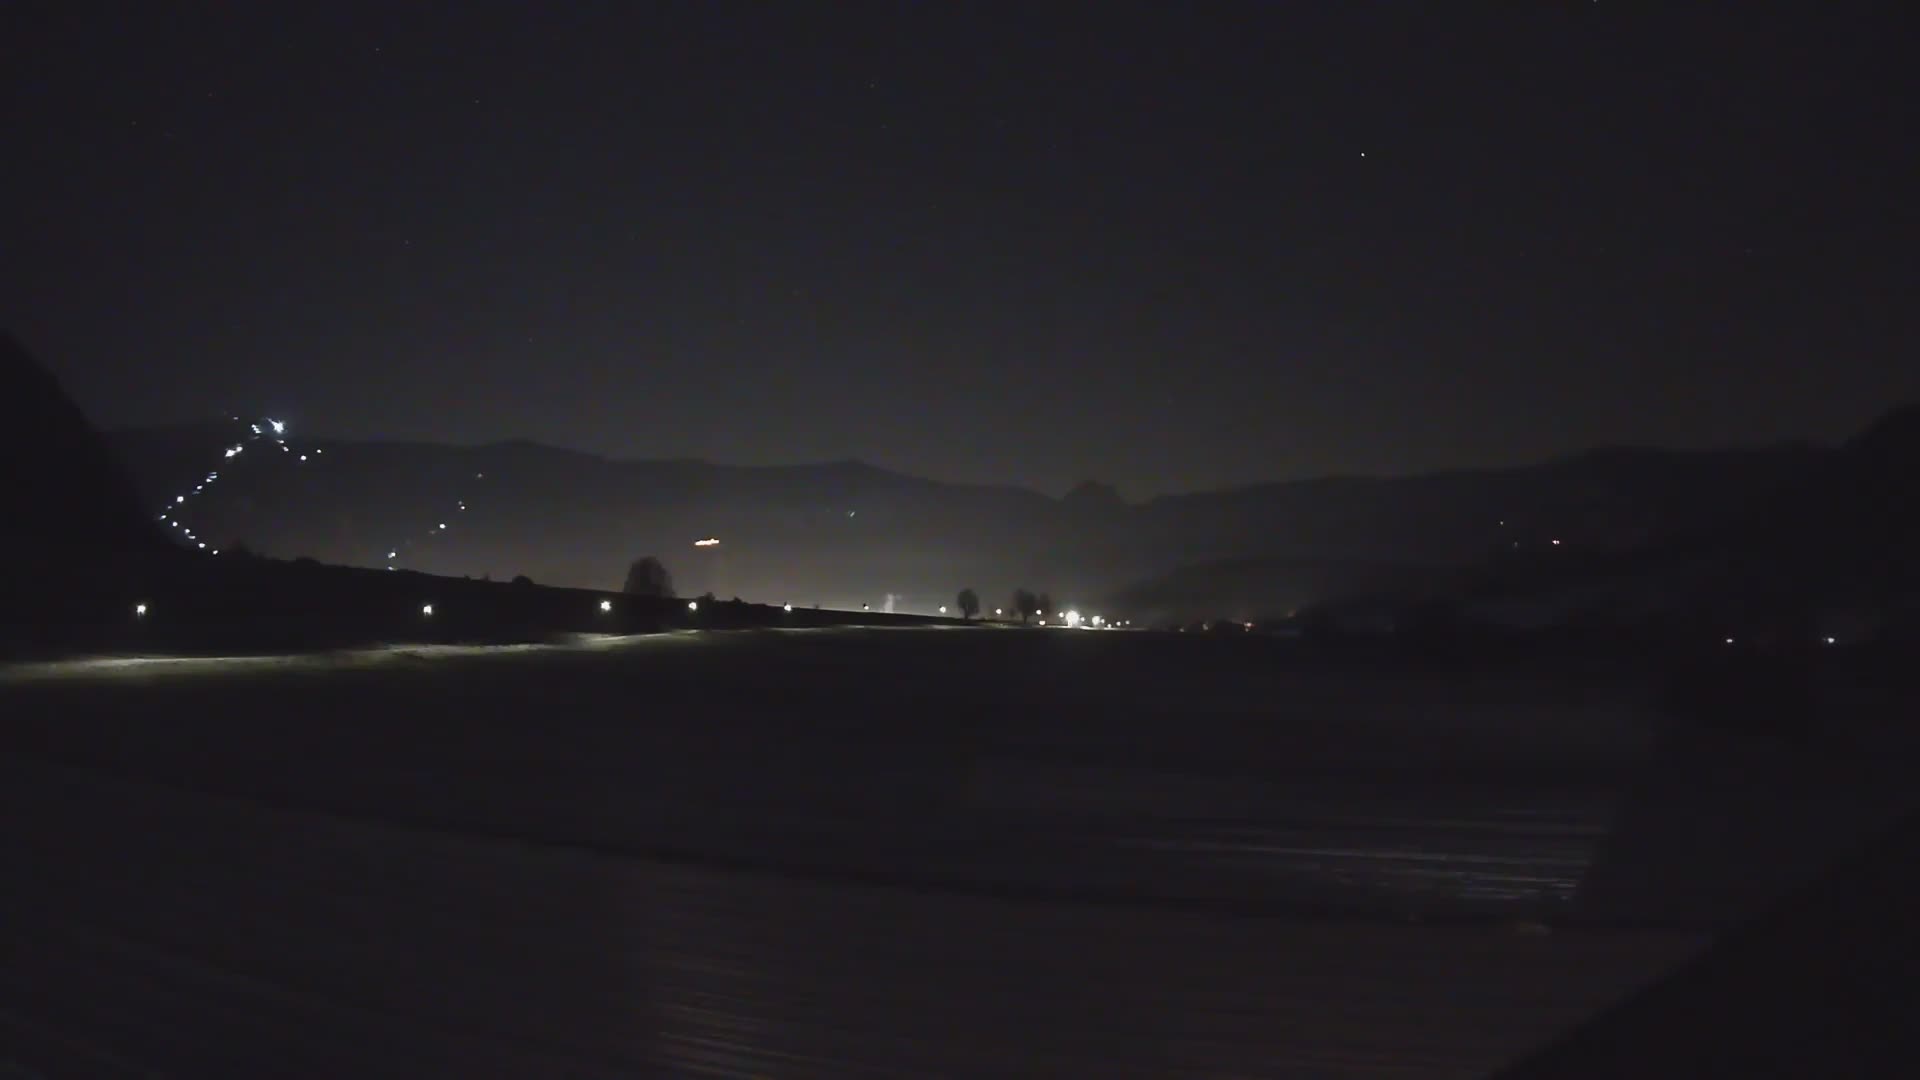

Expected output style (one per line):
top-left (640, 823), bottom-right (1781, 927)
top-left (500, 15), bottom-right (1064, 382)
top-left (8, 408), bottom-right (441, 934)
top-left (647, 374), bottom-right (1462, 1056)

top-left (4, 627), bottom-right (1885, 1075)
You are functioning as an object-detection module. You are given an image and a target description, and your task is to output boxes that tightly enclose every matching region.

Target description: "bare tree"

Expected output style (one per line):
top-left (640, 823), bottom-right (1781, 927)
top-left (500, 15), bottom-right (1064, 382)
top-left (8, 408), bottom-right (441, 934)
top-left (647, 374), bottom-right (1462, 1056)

top-left (623, 556), bottom-right (674, 598)
top-left (957, 587), bottom-right (980, 621)
top-left (1011, 588), bottom-right (1038, 624)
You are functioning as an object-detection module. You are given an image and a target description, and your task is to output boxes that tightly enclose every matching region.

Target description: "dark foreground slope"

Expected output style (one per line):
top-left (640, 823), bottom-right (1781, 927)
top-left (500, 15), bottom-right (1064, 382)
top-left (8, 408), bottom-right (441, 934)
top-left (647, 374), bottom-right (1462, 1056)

top-left (1503, 803), bottom-right (1920, 1078)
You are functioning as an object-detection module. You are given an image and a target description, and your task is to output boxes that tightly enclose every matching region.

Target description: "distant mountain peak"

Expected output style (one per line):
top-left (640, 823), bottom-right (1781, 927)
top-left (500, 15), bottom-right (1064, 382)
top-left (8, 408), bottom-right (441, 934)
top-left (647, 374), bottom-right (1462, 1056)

top-left (1062, 479), bottom-right (1125, 506)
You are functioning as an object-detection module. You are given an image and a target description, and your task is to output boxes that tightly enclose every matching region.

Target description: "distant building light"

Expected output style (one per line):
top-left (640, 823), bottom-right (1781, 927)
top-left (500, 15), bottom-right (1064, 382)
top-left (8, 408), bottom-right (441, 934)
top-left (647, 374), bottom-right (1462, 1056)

top-left (994, 608), bottom-right (1003, 616)
top-left (421, 603), bottom-right (434, 616)
top-left (862, 603), bottom-right (870, 610)
top-left (175, 495), bottom-right (185, 504)
top-left (1551, 539), bottom-right (1562, 546)
top-left (1824, 636), bottom-right (1837, 645)
top-left (387, 551), bottom-right (398, 559)
top-left (197, 542), bottom-right (206, 549)
top-left (783, 603), bottom-right (793, 612)
top-left (1065, 610), bottom-right (1082, 627)
top-left (599, 599), bottom-right (613, 613)
top-left (694, 537), bottom-right (720, 547)
top-left (1725, 636), bottom-right (1735, 645)
top-left (134, 602), bottom-right (148, 617)
top-left (438, 523), bottom-right (447, 530)
top-left (938, 605), bottom-right (948, 614)
top-left (1038, 619), bottom-right (1047, 626)
top-left (269, 419), bottom-right (285, 435)
top-left (299, 455), bottom-right (307, 462)
top-left (687, 600), bottom-right (699, 612)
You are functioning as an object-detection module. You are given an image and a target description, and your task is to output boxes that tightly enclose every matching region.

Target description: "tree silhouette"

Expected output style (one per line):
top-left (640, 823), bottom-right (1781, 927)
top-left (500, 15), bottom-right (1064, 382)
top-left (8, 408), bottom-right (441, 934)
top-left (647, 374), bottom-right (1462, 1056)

top-left (1038, 593), bottom-right (1055, 621)
top-left (623, 556), bottom-right (674, 598)
top-left (957, 587), bottom-right (980, 621)
top-left (1011, 588), bottom-right (1038, 624)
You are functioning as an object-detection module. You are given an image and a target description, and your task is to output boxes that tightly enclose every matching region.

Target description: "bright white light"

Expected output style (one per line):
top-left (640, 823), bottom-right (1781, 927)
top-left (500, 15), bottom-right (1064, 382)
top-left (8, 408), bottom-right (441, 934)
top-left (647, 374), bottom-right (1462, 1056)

top-left (1725, 637), bottom-right (1735, 645)
top-left (175, 495), bottom-right (185, 504)
top-left (421, 604), bottom-right (434, 616)
top-left (438, 523), bottom-right (447, 530)
top-left (224, 445), bottom-right (242, 458)
top-left (211, 550), bottom-right (220, 556)
top-left (862, 603), bottom-right (870, 610)
top-left (599, 599), bottom-right (613, 613)
top-left (1824, 636), bottom-right (1837, 645)
top-left (249, 424), bottom-right (261, 434)
top-left (994, 608), bottom-right (1003, 616)
top-left (1551, 539), bottom-right (1563, 546)
top-left (687, 600), bottom-right (699, 612)
top-left (387, 551), bottom-right (397, 559)
top-left (197, 542), bottom-right (206, 549)
top-left (269, 419), bottom-right (285, 435)
top-left (1038, 618), bottom-right (1047, 626)
top-left (299, 455), bottom-right (307, 462)
top-left (1065, 610), bottom-right (1082, 627)
top-left (939, 605), bottom-right (948, 614)
top-left (134, 603), bottom-right (147, 617)
top-left (694, 537), bottom-right (720, 547)
top-left (783, 603), bottom-right (793, 612)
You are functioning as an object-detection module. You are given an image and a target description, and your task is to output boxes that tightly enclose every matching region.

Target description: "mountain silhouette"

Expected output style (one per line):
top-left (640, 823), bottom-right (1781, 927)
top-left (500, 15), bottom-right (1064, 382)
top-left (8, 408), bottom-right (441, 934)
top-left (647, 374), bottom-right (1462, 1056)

top-left (1, 331), bottom-right (175, 577)
top-left (105, 414), bottom-right (1881, 620)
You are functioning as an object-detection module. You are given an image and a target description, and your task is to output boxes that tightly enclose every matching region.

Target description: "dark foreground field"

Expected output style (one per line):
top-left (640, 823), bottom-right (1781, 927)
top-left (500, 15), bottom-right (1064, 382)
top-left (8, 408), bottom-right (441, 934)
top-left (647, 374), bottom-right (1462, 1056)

top-left (5, 628), bottom-right (1904, 1076)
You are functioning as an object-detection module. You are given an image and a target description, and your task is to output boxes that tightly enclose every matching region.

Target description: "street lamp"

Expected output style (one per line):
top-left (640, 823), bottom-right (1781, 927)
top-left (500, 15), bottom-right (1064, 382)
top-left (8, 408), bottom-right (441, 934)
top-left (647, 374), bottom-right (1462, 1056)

top-left (599, 599), bottom-right (613, 613)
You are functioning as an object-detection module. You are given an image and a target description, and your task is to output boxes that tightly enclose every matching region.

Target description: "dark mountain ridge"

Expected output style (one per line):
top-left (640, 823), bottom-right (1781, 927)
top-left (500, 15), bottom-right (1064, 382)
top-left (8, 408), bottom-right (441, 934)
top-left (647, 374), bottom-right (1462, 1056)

top-left (104, 414), bottom-right (1878, 620)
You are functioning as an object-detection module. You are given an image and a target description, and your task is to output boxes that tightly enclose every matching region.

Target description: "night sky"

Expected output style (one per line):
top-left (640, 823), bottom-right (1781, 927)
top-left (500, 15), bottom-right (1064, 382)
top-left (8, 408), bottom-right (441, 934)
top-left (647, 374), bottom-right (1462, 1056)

top-left (8, 3), bottom-right (1917, 496)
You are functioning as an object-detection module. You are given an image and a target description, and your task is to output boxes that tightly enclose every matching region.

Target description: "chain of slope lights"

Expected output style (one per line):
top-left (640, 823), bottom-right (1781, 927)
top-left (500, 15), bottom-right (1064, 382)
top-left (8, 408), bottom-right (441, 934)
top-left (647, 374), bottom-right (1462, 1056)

top-left (155, 417), bottom-right (324, 554)
top-left (382, 470), bottom-right (483, 572)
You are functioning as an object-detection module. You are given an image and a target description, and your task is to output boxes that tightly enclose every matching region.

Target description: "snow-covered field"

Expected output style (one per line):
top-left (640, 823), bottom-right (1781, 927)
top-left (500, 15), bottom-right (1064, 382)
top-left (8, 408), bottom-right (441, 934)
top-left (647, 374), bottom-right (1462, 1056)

top-left (4, 627), bottom-right (1894, 1075)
